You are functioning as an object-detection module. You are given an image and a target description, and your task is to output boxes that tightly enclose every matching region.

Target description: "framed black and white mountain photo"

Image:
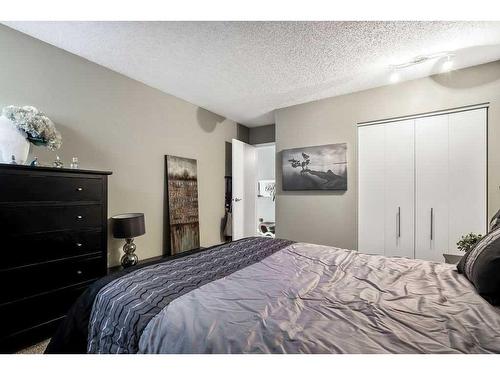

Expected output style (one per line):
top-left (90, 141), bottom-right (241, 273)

top-left (282, 143), bottom-right (347, 190)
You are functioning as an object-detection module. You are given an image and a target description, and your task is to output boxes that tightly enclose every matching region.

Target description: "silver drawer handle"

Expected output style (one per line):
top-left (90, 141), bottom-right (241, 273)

top-left (76, 270), bottom-right (83, 275)
top-left (76, 187), bottom-right (83, 191)
top-left (76, 242), bottom-right (83, 247)
top-left (76, 215), bottom-right (84, 220)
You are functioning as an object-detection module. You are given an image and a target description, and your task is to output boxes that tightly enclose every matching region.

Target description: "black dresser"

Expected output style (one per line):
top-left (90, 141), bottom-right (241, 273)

top-left (0, 164), bottom-right (111, 352)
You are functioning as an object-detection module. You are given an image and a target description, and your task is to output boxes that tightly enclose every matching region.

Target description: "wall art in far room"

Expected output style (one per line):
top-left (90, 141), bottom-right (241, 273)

top-left (282, 143), bottom-right (347, 190)
top-left (164, 155), bottom-right (200, 255)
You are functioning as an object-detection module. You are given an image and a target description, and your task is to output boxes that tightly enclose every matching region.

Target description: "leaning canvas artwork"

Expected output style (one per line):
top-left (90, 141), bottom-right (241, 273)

top-left (164, 155), bottom-right (200, 254)
top-left (282, 143), bottom-right (347, 190)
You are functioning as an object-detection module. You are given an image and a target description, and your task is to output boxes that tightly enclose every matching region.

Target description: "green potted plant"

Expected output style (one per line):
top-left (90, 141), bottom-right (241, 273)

top-left (443, 233), bottom-right (483, 264)
top-left (457, 233), bottom-right (483, 253)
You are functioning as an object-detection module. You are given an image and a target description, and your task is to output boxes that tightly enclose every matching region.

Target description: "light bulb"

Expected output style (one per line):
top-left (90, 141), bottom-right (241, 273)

top-left (442, 58), bottom-right (453, 72)
top-left (390, 71), bottom-right (400, 83)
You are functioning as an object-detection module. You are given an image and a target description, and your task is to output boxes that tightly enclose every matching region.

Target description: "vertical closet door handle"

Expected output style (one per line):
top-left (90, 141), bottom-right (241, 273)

top-left (397, 207), bottom-right (401, 238)
top-left (430, 208), bottom-right (434, 240)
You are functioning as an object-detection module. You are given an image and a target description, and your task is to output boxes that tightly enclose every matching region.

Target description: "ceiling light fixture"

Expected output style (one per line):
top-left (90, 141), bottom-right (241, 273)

top-left (442, 56), bottom-right (454, 72)
top-left (389, 71), bottom-right (400, 84)
top-left (388, 51), bottom-right (455, 84)
top-left (389, 51), bottom-right (455, 70)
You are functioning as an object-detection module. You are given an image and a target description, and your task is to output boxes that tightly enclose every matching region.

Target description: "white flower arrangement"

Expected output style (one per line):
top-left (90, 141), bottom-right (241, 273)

top-left (2, 105), bottom-right (62, 150)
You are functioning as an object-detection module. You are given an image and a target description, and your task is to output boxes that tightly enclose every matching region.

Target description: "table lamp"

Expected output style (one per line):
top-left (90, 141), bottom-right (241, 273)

top-left (111, 213), bottom-right (145, 268)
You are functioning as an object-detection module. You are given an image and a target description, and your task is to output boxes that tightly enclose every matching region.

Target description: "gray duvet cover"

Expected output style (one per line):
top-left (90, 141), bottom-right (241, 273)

top-left (90, 239), bottom-right (500, 353)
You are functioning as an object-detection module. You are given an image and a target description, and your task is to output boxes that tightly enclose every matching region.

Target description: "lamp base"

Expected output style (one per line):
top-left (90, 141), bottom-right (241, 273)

top-left (121, 238), bottom-right (138, 268)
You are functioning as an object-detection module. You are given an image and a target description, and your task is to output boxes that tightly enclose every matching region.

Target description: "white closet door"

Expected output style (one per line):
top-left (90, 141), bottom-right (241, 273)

top-left (448, 109), bottom-right (487, 253)
top-left (415, 115), bottom-right (449, 261)
top-left (358, 124), bottom-right (385, 255)
top-left (384, 120), bottom-right (415, 258)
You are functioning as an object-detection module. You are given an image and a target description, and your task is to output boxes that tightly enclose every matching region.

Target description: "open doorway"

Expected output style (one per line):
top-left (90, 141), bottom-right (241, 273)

top-left (231, 139), bottom-right (275, 240)
top-left (255, 143), bottom-right (275, 238)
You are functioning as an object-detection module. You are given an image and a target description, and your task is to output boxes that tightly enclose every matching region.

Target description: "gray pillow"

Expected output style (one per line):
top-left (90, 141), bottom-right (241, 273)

top-left (490, 209), bottom-right (500, 232)
top-left (457, 226), bottom-right (500, 305)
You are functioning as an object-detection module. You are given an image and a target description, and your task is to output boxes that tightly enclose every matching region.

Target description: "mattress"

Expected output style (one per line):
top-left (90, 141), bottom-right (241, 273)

top-left (46, 237), bottom-right (500, 354)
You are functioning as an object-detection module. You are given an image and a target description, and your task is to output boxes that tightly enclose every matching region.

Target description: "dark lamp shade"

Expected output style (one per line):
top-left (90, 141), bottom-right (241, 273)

top-left (111, 213), bottom-right (145, 239)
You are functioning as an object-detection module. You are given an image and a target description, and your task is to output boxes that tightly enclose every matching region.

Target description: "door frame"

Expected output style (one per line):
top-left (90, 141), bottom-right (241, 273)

top-left (357, 102), bottom-right (489, 127)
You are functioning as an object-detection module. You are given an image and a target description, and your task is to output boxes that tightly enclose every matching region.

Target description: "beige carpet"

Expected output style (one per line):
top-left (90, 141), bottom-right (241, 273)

top-left (16, 339), bottom-right (50, 354)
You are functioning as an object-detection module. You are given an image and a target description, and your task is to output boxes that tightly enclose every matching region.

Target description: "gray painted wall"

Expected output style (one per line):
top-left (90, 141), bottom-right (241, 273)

top-left (0, 25), bottom-right (238, 266)
top-left (249, 124), bottom-right (275, 144)
top-left (275, 60), bottom-right (500, 250)
top-left (236, 124), bottom-right (276, 145)
top-left (236, 123), bottom-right (250, 143)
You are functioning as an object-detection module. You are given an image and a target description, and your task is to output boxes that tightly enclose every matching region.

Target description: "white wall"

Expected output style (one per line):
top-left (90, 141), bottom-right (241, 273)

top-left (256, 144), bottom-right (275, 230)
top-left (0, 25), bottom-right (238, 266)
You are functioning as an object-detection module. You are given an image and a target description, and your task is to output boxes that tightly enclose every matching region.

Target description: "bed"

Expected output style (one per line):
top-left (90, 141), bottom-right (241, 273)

top-left (46, 237), bottom-right (500, 354)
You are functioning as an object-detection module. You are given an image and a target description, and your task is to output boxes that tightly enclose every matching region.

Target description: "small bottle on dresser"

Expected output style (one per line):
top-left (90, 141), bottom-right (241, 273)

top-left (70, 157), bottom-right (79, 169)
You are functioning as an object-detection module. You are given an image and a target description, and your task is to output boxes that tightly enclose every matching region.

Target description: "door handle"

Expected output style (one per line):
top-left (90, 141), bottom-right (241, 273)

top-left (430, 208), bottom-right (434, 241)
top-left (233, 198), bottom-right (242, 202)
top-left (397, 206), bottom-right (401, 238)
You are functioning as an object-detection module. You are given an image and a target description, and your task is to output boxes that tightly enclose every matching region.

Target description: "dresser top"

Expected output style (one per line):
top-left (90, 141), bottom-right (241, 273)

top-left (0, 163), bottom-right (112, 175)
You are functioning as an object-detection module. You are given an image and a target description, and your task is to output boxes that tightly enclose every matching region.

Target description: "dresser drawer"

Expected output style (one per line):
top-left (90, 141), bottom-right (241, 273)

top-left (0, 282), bottom-right (90, 340)
top-left (0, 255), bottom-right (104, 304)
top-left (0, 204), bottom-right (102, 235)
top-left (0, 173), bottom-right (103, 203)
top-left (3, 230), bottom-right (102, 270)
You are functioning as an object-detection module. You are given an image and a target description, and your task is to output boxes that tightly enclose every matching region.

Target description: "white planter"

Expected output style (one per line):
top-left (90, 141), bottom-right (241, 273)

top-left (0, 115), bottom-right (30, 164)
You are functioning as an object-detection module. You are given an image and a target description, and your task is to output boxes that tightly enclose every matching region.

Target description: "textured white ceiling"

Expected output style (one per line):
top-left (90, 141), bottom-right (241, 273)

top-left (3, 21), bottom-right (500, 126)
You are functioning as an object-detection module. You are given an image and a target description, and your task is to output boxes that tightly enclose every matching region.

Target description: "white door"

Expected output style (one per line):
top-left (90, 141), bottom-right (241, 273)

top-left (384, 120), bottom-right (415, 258)
top-left (448, 109), bottom-right (487, 253)
top-left (232, 139), bottom-right (257, 240)
top-left (359, 107), bottom-right (487, 262)
top-left (358, 124), bottom-right (386, 255)
top-left (415, 115), bottom-right (449, 262)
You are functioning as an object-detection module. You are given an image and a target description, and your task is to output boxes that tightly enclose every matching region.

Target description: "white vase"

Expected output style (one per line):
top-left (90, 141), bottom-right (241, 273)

top-left (0, 115), bottom-right (30, 164)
